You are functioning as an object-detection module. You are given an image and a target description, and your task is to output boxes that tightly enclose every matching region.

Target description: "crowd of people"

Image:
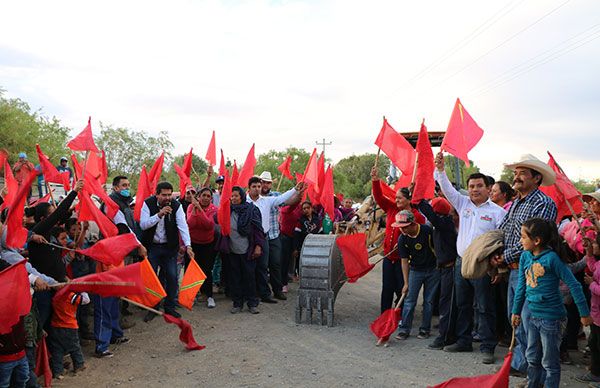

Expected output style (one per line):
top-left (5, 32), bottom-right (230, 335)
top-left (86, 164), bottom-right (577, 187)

top-left (1, 149), bottom-right (600, 388)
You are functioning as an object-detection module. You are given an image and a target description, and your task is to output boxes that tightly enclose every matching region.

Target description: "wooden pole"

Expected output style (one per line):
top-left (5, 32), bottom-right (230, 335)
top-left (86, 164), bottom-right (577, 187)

top-left (276, 172), bottom-right (284, 192)
top-left (369, 245), bottom-right (399, 266)
top-left (50, 281), bottom-right (136, 288)
top-left (374, 148), bottom-right (381, 169)
top-left (411, 152), bottom-right (419, 184)
top-left (191, 165), bottom-right (203, 186)
top-left (121, 297), bottom-right (164, 316)
top-left (45, 182), bottom-right (56, 204)
top-left (80, 151), bottom-right (90, 181)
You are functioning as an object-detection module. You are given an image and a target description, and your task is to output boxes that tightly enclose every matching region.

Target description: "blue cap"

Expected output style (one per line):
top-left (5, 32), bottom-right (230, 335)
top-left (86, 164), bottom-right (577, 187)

top-left (215, 175), bottom-right (225, 183)
top-left (18, 152), bottom-right (27, 158)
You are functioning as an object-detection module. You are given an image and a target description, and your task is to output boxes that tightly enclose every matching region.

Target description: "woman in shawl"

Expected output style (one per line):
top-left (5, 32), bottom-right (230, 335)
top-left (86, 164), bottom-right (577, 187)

top-left (226, 186), bottom-right (265, 314)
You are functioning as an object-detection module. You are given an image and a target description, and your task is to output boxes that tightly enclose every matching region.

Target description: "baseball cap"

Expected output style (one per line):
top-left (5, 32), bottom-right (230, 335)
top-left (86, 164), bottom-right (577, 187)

top-left (391, 210), bottom-right (415, 228)
top-left (215, 175), bottom-right (225, 183)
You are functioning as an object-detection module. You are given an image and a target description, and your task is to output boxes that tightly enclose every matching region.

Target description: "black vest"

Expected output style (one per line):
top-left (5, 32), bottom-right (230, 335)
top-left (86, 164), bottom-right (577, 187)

top-left (141, 196), bottom-right (181, 250)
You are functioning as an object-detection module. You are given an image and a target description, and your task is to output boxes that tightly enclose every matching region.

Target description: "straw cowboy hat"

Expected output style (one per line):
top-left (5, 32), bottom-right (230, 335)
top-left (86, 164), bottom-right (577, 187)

top-left (504, 154), bottom-right (556, 186)
top-left (583, 192), bottom-right (600, 203)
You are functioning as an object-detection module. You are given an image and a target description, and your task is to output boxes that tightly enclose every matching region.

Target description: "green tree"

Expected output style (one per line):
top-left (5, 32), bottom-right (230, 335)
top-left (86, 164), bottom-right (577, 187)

top-left (334, 153), bottom-right (390, 201)
top-left (254, 147), bottom-right (311, 192)
top-left (499, 166), bottom-right (514, 183)
top-left (443, 155), bottom-right (480, 188)
top-left (573, 179), bottom-right (597, 194)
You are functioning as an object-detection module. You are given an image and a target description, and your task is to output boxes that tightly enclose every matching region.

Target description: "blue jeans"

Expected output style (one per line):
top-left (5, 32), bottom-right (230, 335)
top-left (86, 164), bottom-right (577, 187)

top-left (399, 267), bottom-right (440, 335)
top-left (454, 257), bottom-right (497, 353)
top-left (92, 295), bottom-right (123, 353)
top-left (526, 317), bottom-right (566, 388)
top-left (508, 268), bottom-right (531, 372)
top-left (0, 355), bottom-right (29, 388)
top-left (381, 258), bottom-right (404, 313)
top-left (148, 244), bottom-right (179, 310)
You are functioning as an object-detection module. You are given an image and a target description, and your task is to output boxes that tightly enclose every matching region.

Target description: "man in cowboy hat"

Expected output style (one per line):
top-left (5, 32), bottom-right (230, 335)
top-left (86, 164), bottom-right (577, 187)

top-left (493, 154), bottom-right (557, 377)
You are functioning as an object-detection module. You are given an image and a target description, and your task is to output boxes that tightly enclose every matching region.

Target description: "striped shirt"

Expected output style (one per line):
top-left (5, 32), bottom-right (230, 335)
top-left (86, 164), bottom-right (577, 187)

top-left (499, 188), bottom-right (557, 265)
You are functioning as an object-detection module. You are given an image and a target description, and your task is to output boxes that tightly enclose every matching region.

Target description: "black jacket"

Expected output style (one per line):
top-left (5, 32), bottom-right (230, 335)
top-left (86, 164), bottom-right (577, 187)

top-left (141, 196), bottom-right (182, 250)
top-left (417, 200), bottom-right (458, 267)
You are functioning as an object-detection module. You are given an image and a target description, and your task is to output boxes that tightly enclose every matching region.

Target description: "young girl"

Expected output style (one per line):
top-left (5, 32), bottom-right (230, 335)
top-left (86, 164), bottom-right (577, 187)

top-left (511, 218), bottom-right (592, 388)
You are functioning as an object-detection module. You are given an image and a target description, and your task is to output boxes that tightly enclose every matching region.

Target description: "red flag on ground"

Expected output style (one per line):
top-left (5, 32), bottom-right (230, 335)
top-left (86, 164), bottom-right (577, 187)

top-left (174, 162), bottom-right (193, 195)
top-left (134, 166), bottom-right (151, 222)
top-left (78, 192), bottom-right (118, 238)
top-left (320, 165), bottom-right (335, 221)
top-left (412, 121), bottom-right (435, 203)
top-left (336, 233), bottom-right (374, 283)
top-left (370, 300), bottom-right (403, 342)
top-left (0, 160), bottom-right (18, 211)
top-left (277, 155), bottom-right (293, 180)
top-left (54, 262), bottom-right (145, 300)
top-left (125, 258), bottom-right (166, 308)
top-left (231, 161), bottom-right (239, 187)
top-left (205, 131), bottom-right (217, 166)
top-left (218, 149), bottom-right (226, 176)
top-left (67, 117), bottom-right (99, 153)
top-left (0, 261), bottom-right (32, 334)
top-left (178, 258), bottom-right (207, 310)
top-left (217, 170), bottom-right (233, 236)
top-left (76, 233), bottom-right (140, 266)
top-left (441, 98), bottom-right (484, 167)
top-left (303, 148), bottom-right (319, 186)
top-left (541, 151), bottom-right (583, 221)
top-left (36, 144), bottom-right (70, 191)
top-left (6, 170), bottom-right (37, 248)
top-left (35, 335), bottom-right (52, 388)
top-left (374, 117), bottom-right (416, 176)
top-left (237, 144), bottom-right (256, 188)
top-left (163, 314), bottom-right (205, 351)
top-left (429, 352), bottom-right (511, 387)
top-left (148, 152), bottom-right (164, 191)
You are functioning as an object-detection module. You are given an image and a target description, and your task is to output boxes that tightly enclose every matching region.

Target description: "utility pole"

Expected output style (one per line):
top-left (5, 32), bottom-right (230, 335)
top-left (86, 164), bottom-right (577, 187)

top-left (316, 138), bottom-right (332, 154)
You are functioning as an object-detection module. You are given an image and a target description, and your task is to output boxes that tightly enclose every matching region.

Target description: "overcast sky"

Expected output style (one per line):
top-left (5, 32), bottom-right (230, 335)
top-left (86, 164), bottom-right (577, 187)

top-left (1, 0), bottom-right (599, 180)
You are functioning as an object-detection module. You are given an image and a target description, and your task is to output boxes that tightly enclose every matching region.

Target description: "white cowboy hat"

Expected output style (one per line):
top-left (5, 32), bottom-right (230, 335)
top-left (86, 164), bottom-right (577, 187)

top-left (259, 171), bottom-right (273, 182)
top-left (504, 154), bottom-right (556, 186)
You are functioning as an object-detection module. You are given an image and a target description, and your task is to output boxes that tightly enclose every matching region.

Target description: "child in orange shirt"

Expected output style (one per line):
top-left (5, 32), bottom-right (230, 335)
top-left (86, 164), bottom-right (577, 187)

top-left (49, 291), bottom-right (90, 379)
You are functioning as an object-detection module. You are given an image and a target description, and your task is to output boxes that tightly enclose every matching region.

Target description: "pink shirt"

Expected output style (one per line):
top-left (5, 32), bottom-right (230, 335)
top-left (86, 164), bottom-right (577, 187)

top-left (187, 203), bottom-right (218, 244)
top-left (587, 255), bottom-right (600, 326)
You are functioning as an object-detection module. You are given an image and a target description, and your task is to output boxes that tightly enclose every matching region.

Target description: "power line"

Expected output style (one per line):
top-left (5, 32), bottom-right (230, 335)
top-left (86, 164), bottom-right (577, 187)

top-left (432, 0), bottom-right (572, 88)
top-left (468, 22), bottom-right (600, 96)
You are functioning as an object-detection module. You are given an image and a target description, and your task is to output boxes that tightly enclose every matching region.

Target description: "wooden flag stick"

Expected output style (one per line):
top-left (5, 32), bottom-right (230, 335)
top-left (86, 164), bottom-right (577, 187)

top-left (374, 148), bottom-right (381, 169)
top-left (50, 281), bottom-right (136, 288)
top-left (45, 182), bottom-right (56, 204)
top-left (80, 151), bottom-right (90, 181)
top-left (411, 152), bottom-right (420, 185)
top-left (276, 172), bottom-right (284, 192)
top-left (369, 245), bottom-right (399, 266)
top-left (191, 165), bottom-right (203, 186)
top-left (121, 297), bottom-right (164, 316)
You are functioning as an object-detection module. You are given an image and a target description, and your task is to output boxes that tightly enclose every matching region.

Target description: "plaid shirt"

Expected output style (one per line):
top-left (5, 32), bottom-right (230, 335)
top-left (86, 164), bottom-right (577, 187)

top-left (500, 188), bottom-right (557, 265)
top-left (267, 191), bottom-right (282, 240)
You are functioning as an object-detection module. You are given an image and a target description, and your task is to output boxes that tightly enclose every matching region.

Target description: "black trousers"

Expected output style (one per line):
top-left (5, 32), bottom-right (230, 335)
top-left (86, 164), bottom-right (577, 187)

top-left (191, 241), bottom-right (217, 298)
top-left (381, 258), bottom-right (404, 313)
top-left (438, 266), bottom-right (455, 340)
top-left (590, 324), bottom-right (600, 376)
top-left (228, 253), bottom-right (258, 308)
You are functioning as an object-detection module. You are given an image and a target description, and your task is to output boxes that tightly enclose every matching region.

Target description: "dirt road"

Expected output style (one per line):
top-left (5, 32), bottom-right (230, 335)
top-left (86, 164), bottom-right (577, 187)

top-left (63, 264), bottom-right (585, 387)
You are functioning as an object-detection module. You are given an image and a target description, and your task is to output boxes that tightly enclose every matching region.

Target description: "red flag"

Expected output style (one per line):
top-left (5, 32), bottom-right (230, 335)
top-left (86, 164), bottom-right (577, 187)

top-left (70, 154), bottom-right (82, 180)
top-left (540, 151), bottom-right (583, 221)
top-left (218, 149), bottom-right (226, 176)
top-left (82, 172), bottom-right (119, 220)
top-left (237, 144), bottom-right (256, 188)
top-left (78, 192), bottom-right (118, 238)
top-left (84, 151), bottom-right (103, 180)
top-left (317, 152), bottom-right (326, 191)
top-left (336, 233), bottom-right (374, 283)
top-left (148, 152), bottom-right (164, 191)
top-left (54, 262), bottom-right (145, 299)
top-left (379, 180), bottom-right (397, 203)
top-left (277, 155), bottom-right (293, 180)
top-left (217, 170), bottom-right (232, 236)
top-left (32, 192), bottom-right (53, 205)
top-left (0, 261), bottom-right (32, 334)
top-left (35, 336), bottom-right (52, 388)
top-left (205, 131), bottom-right (217, 166)
top-left (67, 117), bottom-right (99, 153)
top-left (320, 165), bottom-right (335, 221)
top-left (5, 170), bottom-right (37, 248)
top-left (174, 162), bottom-right (193, 195)
top-left (76, 233), bottom-right (140, 266)
top-left (441, 98), bottom-right (484, 167)
top-left (99, 150), bottom-right (108, 185)
top-left (0, 160), bottom-right (18, 211)
top-left (231, 161), bottom-right (239, 187)
top-left (429, 351), bottom-right (511, 387)
top-left (134, 166), bottom-right (151, 222)
top-left (412, 121), bottom-right (435, 203)
top-left (0, 150), bottom-right (6, 172)
top-left (182, 148), bottom-right (193, 177)
top-left (163, 314), bottom-right (205, 351)
top-left (303, 148), bottom-right (319, 186)
top-left (374, 117), bottom-right (416, 175)
top-left (36, 144), bottom-right (70, 191)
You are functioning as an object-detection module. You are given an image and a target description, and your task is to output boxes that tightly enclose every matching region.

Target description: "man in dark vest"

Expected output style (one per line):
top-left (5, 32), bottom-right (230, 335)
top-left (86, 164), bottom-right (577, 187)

top-left (140, 181), bottom-right (194, 320)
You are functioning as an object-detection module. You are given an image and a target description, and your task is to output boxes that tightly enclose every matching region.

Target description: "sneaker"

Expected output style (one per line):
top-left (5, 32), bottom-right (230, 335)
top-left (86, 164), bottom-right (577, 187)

top-left (417, 331), bottom-right (430, 339)
top-left (472, 332), bottom-right (482, 342)
top-left (576, 372), bottom-right (600, 383)
top-left (95, 350), bottom-right (114, 358)
top-left (443, 343), bottom-right (473, 353)
top-left (248, 306), bottom-right (260, 314)
top-left (54, 374), bottom-right (65, 380)
top-left (207, 297), bottom-right (216, 308)
top-left (274, 292), bottom-right (287, 301)
top-left (230, 306), bottom-right (242, 314)
top-left (395, 332), bottom-right (409, 340)
top-left (428, 337), bottom-right (445, 350)
top-left (282, 285), bottom-right (288, 293)
top-left (111, 337), bottom-right (131, 345)
top-left (482, 352), bottom-right (495, 364)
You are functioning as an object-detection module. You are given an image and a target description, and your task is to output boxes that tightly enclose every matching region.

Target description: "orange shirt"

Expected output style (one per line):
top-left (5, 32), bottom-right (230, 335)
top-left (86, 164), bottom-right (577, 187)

top-left (51, 292), bottom-right (82, 329)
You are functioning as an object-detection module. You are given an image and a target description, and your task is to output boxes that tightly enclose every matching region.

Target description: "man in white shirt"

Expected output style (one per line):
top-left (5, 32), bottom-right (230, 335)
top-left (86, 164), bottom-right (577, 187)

top-left (434, 152), bottom-right (506, 364)
top-left (246, 176), bottom-right (303, 303)
top-left (140, 181), bottom-right (194, 319)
